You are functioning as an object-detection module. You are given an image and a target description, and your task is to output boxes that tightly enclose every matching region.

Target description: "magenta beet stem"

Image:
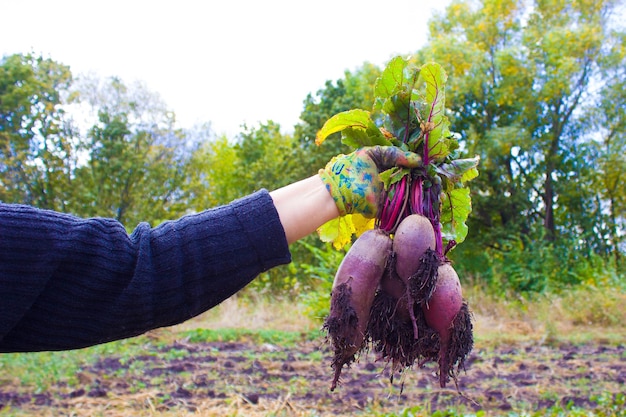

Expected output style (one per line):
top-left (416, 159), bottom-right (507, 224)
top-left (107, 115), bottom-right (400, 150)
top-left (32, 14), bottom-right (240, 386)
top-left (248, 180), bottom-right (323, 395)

top-left (410, 178), bottom-right (423, 216)
top-left (379, 176), bottom-right (408, 233)
top-left (433, 221), bottom-right (443, 256)
top-left (379, 195), bottom-right (393, 232)
top-left (389, 176), bottom-right (407, 232)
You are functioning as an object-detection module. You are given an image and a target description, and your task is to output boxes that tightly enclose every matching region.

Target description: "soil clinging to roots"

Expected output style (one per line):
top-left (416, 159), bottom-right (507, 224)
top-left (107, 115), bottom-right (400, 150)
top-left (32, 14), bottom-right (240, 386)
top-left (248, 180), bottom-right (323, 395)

top-left (407, 248), bottom-right (439, 305)
top-left (323, 282), bottom-right (363, 391)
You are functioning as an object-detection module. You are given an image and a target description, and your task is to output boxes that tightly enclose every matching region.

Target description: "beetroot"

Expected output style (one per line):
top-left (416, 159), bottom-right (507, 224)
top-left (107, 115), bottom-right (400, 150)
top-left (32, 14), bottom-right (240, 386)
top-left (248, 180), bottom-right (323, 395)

top-left (325, 218), bottom-right (473, 391)
top-left (423, 263), bottom-right (463, 334)
top-left (392, 214), bottom-right (439, 339)
top-left (393, 214), bottom-right (436, 280)
top-left (422, 262), bottom-right (474, 387)
top-left (323, 229), bottom-right (392, 391)
top-left (366, 215), bottom-right (440, 377)
top-left (367, 234), bottom-right (473, 390)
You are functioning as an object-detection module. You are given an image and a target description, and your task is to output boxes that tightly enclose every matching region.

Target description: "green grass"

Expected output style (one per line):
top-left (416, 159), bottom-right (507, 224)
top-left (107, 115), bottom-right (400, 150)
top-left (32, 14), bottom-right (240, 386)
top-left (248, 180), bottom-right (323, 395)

top-left (180, 327), bottom-right (321, 346)
top-left (0, 335), bottom-right (156, 392)
top-left (377, 393), bottom-right (626, 417)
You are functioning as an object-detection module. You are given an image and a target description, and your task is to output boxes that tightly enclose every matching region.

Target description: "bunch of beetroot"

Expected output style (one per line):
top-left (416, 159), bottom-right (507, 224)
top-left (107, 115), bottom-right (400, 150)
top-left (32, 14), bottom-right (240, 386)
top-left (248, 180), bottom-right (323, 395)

top-left (324, 208), bottom-right (473, 391)
top-left (316, 57), bottom-right (479, 391)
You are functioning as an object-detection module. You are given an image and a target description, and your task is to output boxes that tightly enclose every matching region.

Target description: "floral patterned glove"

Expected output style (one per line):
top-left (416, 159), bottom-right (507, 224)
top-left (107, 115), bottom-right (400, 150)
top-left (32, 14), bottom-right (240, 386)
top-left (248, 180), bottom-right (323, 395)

top-left (319, 146), bottom-right (422, 218)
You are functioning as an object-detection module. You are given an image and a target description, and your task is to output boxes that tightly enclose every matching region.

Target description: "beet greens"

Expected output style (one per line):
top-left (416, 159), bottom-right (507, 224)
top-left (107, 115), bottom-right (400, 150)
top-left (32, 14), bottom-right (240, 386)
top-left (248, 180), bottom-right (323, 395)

top-left (316, 56), bottom-right (479, 252)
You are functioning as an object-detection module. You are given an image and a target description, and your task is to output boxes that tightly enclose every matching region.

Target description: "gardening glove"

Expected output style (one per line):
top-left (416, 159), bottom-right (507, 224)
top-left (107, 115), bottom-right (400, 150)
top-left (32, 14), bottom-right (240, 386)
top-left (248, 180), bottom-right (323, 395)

top-left (319, 145), bottom-right (422, 218)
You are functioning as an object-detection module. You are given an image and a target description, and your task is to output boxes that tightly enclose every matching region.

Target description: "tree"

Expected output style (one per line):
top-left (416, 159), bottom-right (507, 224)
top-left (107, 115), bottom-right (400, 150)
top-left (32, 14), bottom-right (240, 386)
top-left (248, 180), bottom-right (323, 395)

top-left (235, 121), bottom-right (294, 193)
top-left (186, 120), bottom-right (293, 212)
top-left (288, 62), bottom-right (382, 182)
top-left (582, 27), bottom-right (626, 271)
top-left (0, 53), bottom-right (77, 209)
top-left (69, 76), bottom-right (191, 226)
top-left (186, 130), bottom-right (244, 210)
top-left (416, 0), bottom-right (625, 287)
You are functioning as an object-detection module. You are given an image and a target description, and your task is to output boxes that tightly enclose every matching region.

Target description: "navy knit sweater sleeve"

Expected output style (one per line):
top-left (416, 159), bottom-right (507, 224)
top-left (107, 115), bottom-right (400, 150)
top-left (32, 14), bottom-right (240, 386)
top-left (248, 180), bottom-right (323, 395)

top-left (0, 190), bottom-right (291, 352)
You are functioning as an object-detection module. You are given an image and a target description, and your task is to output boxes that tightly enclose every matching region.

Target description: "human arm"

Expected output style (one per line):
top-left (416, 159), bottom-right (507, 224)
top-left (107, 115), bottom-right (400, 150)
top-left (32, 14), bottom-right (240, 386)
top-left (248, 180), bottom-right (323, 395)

top-left (0, 146), bottom-right (420, 352)
top-left (270, 175), bottom-right (339, 244)
top-left (271, 146), bottom-right (422, 244)
top-left (0, 191), bottom-right (291, 352)
top-left (0, 177), bottom-right (336, 352)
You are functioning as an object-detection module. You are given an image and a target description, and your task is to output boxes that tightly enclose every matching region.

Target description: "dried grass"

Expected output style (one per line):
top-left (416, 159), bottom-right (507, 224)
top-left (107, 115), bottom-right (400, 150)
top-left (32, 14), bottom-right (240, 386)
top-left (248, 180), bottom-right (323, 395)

top-left (11, 392), bottom-right (330, 417)
top-left (465, 284), bottom-right (626, 346)
top-left (172, 295), bottom-right (318, 333)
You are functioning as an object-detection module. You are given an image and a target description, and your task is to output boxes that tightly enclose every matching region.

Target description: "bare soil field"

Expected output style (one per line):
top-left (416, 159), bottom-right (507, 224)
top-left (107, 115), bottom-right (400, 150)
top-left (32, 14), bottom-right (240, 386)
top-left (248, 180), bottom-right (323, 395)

top-left (1, 335), bottom-right (625, 416)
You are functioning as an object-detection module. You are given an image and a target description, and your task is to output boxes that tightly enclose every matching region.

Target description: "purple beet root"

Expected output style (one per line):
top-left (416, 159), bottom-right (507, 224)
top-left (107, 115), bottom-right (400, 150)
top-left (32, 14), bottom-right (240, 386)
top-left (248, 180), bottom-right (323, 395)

top-left (392, 214), bottom-right (439, 339)
top-left (323, 229), bottom-right (392, 391)
top-left (422, 262), bottom-right (474, 387)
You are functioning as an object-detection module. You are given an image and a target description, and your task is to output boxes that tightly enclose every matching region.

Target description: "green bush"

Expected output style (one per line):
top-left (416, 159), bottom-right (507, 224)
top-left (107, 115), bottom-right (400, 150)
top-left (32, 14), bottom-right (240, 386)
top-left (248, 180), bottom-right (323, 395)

top-left (452, 228), bottom-right (622, 296)
top-left (294, 240), bottom-right (347, 323)
top-left (560, 286), bottom-right (626, 327)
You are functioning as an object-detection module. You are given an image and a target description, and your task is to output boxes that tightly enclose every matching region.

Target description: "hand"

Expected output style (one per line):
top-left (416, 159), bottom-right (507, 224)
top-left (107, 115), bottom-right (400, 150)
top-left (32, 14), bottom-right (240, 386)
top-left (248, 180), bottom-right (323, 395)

top-left (319, 146), bottom-right (422, 218)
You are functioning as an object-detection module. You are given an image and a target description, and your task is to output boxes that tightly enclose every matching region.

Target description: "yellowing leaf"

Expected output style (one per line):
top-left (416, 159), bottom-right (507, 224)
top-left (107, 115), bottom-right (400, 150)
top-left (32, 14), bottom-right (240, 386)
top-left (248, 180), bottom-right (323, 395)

top-left (352, 213), bottom-right (375, 237)
top-left (316, 216), bottom-right (356, 250)
top-left (461, 166), bottom-right (479, 183)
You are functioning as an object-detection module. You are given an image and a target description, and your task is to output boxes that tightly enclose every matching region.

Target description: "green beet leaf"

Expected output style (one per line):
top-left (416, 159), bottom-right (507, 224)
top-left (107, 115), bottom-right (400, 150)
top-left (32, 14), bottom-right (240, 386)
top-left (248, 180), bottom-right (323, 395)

top-left (435, 156), bottom-right (481, 186)
top-left (374, 56), bottom-right (411, 105)
top-left (379, 167), bottom-right (411, 190)
top-left (374, 56), bottom-right (420, 144)
top-left (315, 109), bottom-right (390, 148)
top-left (440, 187), bottom-right (472, 244)
top-left (419, 62), bottom-right (451, 164)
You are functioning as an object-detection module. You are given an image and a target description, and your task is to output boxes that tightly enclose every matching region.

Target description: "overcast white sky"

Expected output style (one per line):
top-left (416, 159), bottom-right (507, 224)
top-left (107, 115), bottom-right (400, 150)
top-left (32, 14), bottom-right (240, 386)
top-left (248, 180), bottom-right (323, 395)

top-left (1, 0), bottom-right (449, 137)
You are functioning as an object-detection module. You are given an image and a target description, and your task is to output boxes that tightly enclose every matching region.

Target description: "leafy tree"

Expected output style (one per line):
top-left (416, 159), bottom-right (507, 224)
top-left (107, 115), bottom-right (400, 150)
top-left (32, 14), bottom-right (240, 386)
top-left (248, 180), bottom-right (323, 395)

top-left (0, 53), bottom-right (77, 209)
top-left (235, 121), bottom-right (294, 192)
top-left (187, 121), bottom-right (293, 211)
top-left (581, 28), bottom-right (626, 271)
top-left (415, 0), bottom-right (625, 289)
top-left (69, 76), bottom-right (191, 226)
top-left (186, 131), bottom-right (244, 210)
top-left (288, 62), bottom-right (382, 182)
